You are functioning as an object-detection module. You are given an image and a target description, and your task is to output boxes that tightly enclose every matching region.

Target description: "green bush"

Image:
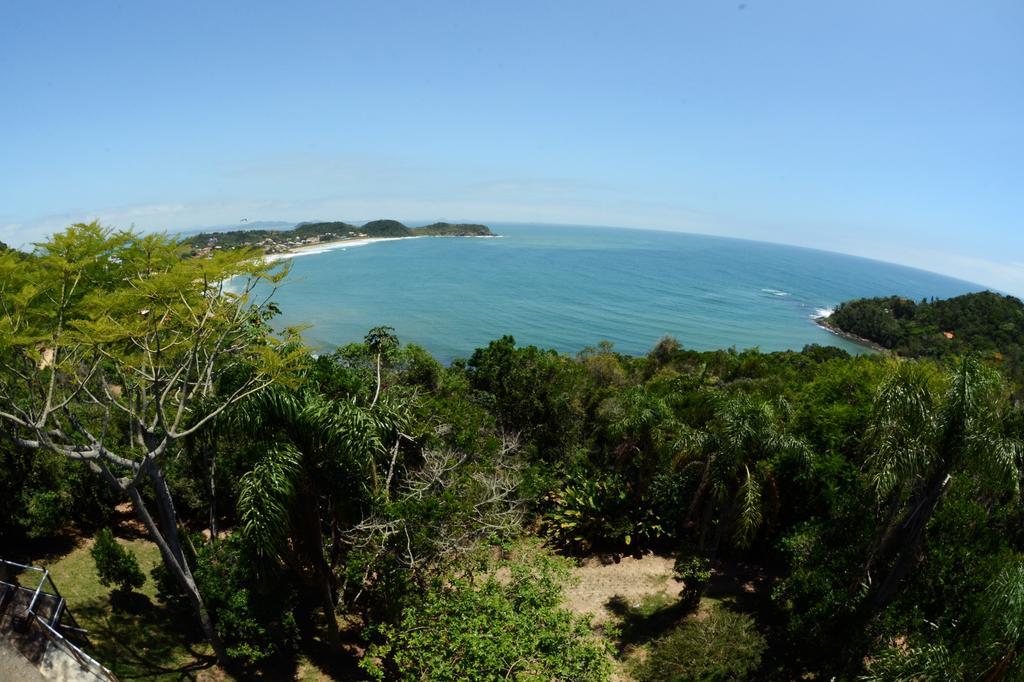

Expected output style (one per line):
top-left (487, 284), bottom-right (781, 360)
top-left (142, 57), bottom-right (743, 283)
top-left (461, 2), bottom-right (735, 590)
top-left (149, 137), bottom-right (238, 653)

top-left (631, 605), bottom-right (767, 682)
top-left (674, 555), bottom-right (712, 609)
top-left (860, 642), bottom-right (962, 681)
top-left (198, 537), bottom-right (299, 667)
top-left (544, 476), bottom-right (662, 553)
top-left (0, 443), bottom-right (114, 544)
top-left (153, 535), bottom-right (299, 668)
top-left (362, 553), bottom-right (611, 681)
top-left (90, 528), bottom-right (146, 593)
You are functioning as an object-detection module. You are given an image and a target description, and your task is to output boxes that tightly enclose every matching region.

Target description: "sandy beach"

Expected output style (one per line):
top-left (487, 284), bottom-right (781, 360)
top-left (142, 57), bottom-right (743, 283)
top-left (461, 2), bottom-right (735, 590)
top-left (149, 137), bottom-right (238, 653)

top-left (262, 235), bottom-right (424, 263)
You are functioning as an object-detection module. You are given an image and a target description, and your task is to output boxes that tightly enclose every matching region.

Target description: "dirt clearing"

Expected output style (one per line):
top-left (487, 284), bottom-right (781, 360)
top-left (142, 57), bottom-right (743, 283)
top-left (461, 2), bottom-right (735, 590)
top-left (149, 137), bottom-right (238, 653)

top-left (564, 554), bottom-right (682, 623)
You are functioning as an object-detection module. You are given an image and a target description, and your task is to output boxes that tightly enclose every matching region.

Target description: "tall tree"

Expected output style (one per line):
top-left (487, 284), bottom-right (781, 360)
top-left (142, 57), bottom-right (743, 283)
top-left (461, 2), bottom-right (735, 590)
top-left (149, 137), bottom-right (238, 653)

top-left (233, 384), bottom-right (404, 644)
top-left (365, 325), bottom-right (399, 407)
top-left (675, 394), bottom-right (808, 551)
top-left (0, 223), bottom-right (298, 660)
top-left (979, 557), bottom-right (1024, 680)
top-left (861, 356), bottom-right (1021, 612)
top-left (234, 381), bottom-right (524, 636)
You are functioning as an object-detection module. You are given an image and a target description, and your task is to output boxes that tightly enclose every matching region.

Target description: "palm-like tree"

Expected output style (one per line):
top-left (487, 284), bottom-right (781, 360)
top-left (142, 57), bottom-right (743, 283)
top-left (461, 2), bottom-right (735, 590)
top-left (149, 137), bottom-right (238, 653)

top-left (860, 556), bottom-right (1024, 681)
top-left (231, 385), bottom-right (406, 644)
top-left (979, 557), bottom-right (1024, 680)
top-left (862, 356), bottom-right (1021, 611)
top-left (365, 325), bottom-right (399, 407)
top-left (604, 385), bottom-right (678, 464)
top-left (675, 393), bottom-right (808, 552)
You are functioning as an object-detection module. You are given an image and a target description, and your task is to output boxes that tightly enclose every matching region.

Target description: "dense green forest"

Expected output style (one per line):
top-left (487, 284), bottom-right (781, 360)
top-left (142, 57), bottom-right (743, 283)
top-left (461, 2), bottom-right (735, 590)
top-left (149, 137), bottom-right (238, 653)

top-left (1, 225), bottom-right (1022, 680)
top-left (826, 291), bottom-right (1024, 389)
top-left (186, 219), bottom-right (493, 254)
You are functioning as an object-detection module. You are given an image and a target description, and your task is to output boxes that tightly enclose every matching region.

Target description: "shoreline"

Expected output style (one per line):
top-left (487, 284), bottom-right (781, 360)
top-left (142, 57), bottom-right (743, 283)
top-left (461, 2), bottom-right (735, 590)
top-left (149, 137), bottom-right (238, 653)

top-left (812, 316), bottom-right (889, 353)
top-left (262, 233), bottom-right (502, 263)
top-left (262, 235), bottom-right (424, 263)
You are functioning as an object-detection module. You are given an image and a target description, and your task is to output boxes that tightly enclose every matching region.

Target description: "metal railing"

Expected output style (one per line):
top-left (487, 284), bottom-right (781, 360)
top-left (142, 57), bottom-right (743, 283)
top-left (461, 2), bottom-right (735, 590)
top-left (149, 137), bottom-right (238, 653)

top-left (24, 568), bottom-right (49, 616)
top-left (1, 558), bottom-right (117, 680)
top-left (33, 613), bottom-right (117, 680)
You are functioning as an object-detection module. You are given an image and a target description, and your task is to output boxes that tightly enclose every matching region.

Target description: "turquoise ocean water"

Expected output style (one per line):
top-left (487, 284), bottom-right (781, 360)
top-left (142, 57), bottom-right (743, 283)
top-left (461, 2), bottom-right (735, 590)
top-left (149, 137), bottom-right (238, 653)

top-left (264, 224), bottom-right (984, 363)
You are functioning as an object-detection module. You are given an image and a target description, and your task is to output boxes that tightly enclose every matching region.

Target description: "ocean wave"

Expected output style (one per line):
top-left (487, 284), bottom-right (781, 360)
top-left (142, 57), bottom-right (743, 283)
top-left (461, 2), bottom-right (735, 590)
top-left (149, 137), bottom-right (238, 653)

top-left (812, 306), bottom-right (835, 318)
top-left (760, 288), bottom-right (790, 297)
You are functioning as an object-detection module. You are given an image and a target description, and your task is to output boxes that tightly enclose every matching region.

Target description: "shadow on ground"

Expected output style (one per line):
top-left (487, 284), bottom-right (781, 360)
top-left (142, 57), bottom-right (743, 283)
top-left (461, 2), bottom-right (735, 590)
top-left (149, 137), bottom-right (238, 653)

top-left (603, 559), bottom-right (775, 656)
top-left (290, 603), bottom-right (365, 681)
top-left (605, 594), bottom-right (693, 652)
top-left (75, 595), bottom-right (216, 680)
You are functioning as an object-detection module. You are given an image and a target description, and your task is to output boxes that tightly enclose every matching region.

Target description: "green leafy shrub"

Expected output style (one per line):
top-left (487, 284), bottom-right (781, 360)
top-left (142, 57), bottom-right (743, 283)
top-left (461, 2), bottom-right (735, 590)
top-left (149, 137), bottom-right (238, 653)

top-left (544, 476), bottom-right (662, 553)
top-left (977, 557), bottom-right (1024, 679)
top-left (771, 517), bottom-right (867, 666)
top-left (860, 642), bottom-right (962, 681)
top-left (362, 553), bottom-right (611, 681)
top-left (198, 537), bottom-right (299, 667)
top-left (631, 604), bottom-right (767, 681)
top-left (397, 342), bottom-right (444, 390)
top-left (674, 555), bottom-right (712, 609)
top-left (0, 444), bottom-right (114, 544)
top-left (163, 532), bottom-right (299, 667)
top-left (90, 528), bottom-right (146, 593)
top-left (21, 489), bottom-right (72, 539)
top-left (154, 535), bottom-right (299, 667)
top-left (467, 335), bottom-right (587, 457)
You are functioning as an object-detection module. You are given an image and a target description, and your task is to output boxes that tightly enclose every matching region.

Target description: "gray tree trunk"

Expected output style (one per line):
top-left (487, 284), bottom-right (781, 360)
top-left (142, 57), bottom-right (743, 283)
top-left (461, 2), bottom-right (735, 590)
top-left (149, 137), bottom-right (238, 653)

top-left (126, 471), bottom-right (228, 666)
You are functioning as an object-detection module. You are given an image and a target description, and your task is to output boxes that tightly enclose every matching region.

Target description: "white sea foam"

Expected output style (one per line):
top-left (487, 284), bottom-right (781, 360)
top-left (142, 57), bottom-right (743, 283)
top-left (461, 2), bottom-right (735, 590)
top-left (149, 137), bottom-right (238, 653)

top-left (761, 288), bottom-right (790, 297)
top-left (812, 306), bottom-right (835, 319)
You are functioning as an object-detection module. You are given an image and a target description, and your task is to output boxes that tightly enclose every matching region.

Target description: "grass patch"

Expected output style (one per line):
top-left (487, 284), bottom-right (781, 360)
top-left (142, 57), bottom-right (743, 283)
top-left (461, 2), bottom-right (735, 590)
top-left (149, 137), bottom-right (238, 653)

top-left (606, 592), bottom-right (693, 659)
top-left (32, 535), bottom-right (224, 681)
top-left (294, 657), bottom-right (331, 682)
top-left (606, 595), bottom-right (767, 681)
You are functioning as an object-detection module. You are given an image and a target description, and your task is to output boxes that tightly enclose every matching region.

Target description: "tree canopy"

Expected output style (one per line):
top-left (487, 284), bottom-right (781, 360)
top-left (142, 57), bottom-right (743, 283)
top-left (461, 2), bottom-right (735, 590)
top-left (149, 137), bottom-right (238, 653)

top-left (2, 225), bottom-right (1023, 680)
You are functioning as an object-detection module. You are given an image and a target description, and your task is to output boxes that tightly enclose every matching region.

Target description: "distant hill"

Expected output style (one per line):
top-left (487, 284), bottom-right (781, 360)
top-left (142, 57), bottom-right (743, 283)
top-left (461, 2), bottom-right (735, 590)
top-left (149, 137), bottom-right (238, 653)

top-left (823, 291), bottom-right (1024, 387)
top-left (185, 219), bottom-right (494, 255)
top-left (294, 220), bottom-right (494, 239)
top-left (358, 220), bottom-right (414, 238)
top-left (411, 222), bottom-right (493, 236)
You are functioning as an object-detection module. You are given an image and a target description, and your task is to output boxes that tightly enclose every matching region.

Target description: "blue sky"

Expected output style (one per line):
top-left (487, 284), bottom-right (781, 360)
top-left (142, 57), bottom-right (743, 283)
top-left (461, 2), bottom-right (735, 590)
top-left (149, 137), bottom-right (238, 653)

top-left (2, 1), bottom-right (1022, 293)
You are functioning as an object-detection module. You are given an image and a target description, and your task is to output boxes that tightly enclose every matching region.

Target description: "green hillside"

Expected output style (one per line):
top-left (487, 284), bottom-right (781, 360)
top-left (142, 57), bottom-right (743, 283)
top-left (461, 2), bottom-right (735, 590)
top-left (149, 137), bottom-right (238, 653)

top-left (826, 290), bottom-right (1024, 385)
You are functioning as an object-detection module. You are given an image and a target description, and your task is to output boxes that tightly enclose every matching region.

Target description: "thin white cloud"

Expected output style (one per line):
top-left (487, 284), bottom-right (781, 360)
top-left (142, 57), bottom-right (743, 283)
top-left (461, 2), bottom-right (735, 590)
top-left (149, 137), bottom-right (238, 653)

top-left (899, 251), bottom-right (1024, 296)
